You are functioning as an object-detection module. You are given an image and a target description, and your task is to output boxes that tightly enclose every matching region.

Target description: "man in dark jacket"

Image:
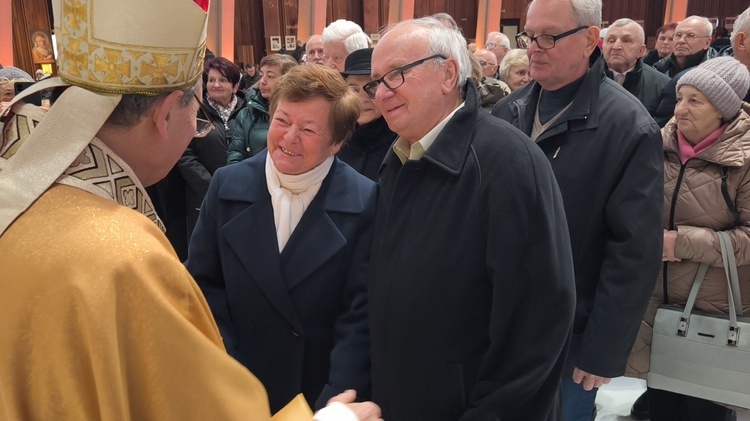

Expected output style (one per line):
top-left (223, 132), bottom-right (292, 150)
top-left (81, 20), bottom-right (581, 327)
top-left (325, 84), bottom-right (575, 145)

top-left (653, 16), bottom-right (718, 78)
top-left (651, 16), bottom-right (720, 126)
top-left (368, 17), bottom-right (576, 421)
top-left (492, 0), bottom-right (663, 420)
top-left (602, 18), bottom-right (670, 118)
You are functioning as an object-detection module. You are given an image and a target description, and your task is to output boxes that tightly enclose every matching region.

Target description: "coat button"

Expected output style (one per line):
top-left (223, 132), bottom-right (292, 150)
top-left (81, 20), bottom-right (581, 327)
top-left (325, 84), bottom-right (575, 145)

top-left (291, 327), bottom-right (300, 337)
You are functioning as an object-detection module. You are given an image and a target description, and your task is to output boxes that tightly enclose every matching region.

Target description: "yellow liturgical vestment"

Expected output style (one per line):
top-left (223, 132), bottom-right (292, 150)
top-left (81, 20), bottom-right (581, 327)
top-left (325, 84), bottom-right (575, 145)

top-left (0, 184), bottom-right (311, 420)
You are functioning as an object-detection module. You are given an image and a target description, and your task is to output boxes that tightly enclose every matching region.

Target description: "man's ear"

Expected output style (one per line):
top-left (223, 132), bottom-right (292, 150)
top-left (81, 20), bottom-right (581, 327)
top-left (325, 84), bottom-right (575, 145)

top-left (441, 57), bottom-right (460, 94)
top-left (584, 26), bottom-right (600, 56)
top-left (638, 44), bottom-right (647, 57)
top-left (152, 90), bottom-right (185, 140)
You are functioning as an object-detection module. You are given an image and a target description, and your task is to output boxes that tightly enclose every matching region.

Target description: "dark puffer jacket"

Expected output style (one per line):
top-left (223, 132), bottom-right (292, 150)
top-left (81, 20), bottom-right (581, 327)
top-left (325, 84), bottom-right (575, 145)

top-left (227, 89), bottom-right (270, 164)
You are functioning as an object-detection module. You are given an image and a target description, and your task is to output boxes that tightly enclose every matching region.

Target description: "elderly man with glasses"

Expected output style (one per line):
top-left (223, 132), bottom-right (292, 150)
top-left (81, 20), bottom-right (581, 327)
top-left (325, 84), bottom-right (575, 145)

top-left (484, 31), bottom-right (511, 76)
top-left (367, 16), bottom-right (576, 421)
top-left (654, 15), bottom-right (719, 78)
top-left (651, 16), bottom-right (722, 127)
top-left (492, 0), bottom-right (664, 420)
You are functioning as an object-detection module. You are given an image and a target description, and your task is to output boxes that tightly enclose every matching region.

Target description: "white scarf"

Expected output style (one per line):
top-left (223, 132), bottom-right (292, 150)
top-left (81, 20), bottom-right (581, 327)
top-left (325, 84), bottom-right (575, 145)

top-left (265, 152), bottom-right (334, 252)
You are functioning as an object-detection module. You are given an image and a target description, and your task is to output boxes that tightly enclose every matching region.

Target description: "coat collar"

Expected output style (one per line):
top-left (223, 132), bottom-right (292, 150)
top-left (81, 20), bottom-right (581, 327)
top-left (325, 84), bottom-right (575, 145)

top-left (219, 154), bottom-right (367, 214)
top-left (401, 79), bottom-right (481, 176)
top-left (378, 79), bottom-right (481, 177)
top-left (509, 48), bottom-right (606, 139)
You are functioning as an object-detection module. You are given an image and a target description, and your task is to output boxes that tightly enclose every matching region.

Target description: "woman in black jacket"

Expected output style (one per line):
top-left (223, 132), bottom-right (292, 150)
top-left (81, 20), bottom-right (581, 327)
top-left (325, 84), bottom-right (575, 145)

top-left (178, 56), bottom-right (246, 238)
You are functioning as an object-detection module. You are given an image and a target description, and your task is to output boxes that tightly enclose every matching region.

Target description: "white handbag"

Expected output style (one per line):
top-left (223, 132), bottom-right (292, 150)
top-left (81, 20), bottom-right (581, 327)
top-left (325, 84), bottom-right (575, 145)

top-left (649, 231), bottom-right (750, 409)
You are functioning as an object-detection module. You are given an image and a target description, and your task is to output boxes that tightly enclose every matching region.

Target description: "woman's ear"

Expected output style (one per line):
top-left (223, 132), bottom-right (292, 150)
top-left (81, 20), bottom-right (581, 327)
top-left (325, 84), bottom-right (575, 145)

top-left (152, 90), bottom-right (184, 140)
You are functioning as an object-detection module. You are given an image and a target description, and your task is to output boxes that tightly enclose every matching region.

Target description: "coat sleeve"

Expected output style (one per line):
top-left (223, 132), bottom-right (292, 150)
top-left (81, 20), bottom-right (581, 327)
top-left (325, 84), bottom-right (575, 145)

top-left (227, 108), bottom-right (253, 165)
top-left (184, 168), bottom-right (239, 353)
top-left (178, 138), bottom-right (212, 200)
top-left (315, 182), bottom-right (377, 410)
top-left (576, 122), bottom-right (664, 377)
top-left (675, 166), bottom-right (750, 267)
top-left (653, 76), bottom-right (678, 128)
top-left (461, 138), bottom-right (576, 421)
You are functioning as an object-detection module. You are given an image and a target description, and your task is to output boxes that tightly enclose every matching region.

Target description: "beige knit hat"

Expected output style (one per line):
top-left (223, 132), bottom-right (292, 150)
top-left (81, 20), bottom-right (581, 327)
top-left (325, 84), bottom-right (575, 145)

top-left (676, 57), bottom-right (750, 121)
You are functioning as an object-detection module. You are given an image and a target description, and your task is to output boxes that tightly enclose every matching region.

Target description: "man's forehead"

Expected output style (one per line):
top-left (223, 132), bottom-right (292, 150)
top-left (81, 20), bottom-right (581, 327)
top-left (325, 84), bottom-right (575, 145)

top-left (474, 50), bottom-right (496, 63)
top-left (677, 19), bottom-right (708, 34)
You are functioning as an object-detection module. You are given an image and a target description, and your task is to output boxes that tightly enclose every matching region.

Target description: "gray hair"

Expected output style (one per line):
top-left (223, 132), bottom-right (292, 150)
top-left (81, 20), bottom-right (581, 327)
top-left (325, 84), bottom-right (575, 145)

top-left (731, 7), bottom-right (750, 48)
top-left (104, 82), bottom-right (198, 128)
top-left (431, 13), bottom-right (458, 30)
top-left (609, 18), bottom-right (645, 45)
top-left (569, 0), bottom-right (602, 27)
top-left (679, 16), bottom-right (714, 37)
top-left (322, 19), bottom-right (371, 53)
top-left (499, 49), bottom-right (529, 82)
top-left (487, 32), bottom-right (511, 48)
top-left (388, 17), bottom-right (472, 91)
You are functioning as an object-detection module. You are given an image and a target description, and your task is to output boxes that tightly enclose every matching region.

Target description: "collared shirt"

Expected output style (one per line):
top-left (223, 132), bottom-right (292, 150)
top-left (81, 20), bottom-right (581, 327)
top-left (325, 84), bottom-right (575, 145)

top-left (612, 65), bottom-right (636, 85)
top-left (393, 102), bottom-right (465, 164)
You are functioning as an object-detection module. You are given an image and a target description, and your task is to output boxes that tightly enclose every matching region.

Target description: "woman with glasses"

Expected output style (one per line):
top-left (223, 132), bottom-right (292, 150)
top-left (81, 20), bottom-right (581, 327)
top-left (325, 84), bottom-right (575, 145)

top-left (177, 56), bottom-right (246, 240)
top-left (185, 64), bottom-right (374, 414)
top-left (227, 54), bottom-right (298, 164)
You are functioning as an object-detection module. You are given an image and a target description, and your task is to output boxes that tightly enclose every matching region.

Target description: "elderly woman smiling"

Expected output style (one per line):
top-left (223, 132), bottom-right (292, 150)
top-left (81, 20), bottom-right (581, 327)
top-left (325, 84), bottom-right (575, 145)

top-left (185, 64), bottom-right (374, 414)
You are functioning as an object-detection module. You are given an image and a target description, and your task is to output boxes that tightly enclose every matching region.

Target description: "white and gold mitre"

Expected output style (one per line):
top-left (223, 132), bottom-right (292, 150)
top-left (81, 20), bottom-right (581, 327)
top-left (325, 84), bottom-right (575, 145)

top-left (56, 0), bottom-right (209, 94)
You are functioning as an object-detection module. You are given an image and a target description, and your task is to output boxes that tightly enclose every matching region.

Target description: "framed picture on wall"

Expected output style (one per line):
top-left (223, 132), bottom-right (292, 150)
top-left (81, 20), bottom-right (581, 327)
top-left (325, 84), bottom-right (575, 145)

top-left (270, 36), bottom-right (282, 52)
top-left (285, 36), bottom-right (296, 51)
top-left (30, 30), bottom-right (55, 64)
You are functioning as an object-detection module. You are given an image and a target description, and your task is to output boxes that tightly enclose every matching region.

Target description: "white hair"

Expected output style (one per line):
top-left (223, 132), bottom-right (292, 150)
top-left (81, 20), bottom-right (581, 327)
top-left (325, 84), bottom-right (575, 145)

top-left (731, 7), bottom-right (750, 48)
top-left (679, 16), bottom-right (713, 37)
top-left (322, 19), bottom-right (371, 53)
top-left (498, 48), bottom-right (529, 82)
top-left (609, 18), bottom-right (645, 45)
top-left (487, 32), bottom-right (510, 48)
top-left (388, 17), bottom-right (472, 91)
top-left (569, 0), bottom-right (602, 27)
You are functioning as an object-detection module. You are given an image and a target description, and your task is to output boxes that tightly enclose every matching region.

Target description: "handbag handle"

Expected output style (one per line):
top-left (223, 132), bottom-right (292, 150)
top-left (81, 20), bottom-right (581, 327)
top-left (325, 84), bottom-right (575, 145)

top-left (677, 231), bottom-right (743, 346)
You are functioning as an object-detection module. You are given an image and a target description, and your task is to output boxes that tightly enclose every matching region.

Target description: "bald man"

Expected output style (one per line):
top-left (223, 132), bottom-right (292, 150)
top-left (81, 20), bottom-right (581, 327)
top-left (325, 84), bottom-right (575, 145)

top-left (485, 31), bottom-right (510, 70)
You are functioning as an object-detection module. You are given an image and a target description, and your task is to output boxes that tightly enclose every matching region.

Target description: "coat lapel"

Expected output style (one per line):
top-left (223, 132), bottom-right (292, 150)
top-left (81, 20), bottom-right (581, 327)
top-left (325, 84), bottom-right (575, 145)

top-left (279, 159), bottom-right (353, 289)
top-left (220, 157), bottom-right (301, 327)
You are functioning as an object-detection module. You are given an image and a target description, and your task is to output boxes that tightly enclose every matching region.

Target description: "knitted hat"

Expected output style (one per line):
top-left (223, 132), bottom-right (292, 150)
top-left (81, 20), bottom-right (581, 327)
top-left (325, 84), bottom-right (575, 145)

top-left (676, 57), bottom-right (750, 120)
top-left (0, 66), bottom-right (33, 81)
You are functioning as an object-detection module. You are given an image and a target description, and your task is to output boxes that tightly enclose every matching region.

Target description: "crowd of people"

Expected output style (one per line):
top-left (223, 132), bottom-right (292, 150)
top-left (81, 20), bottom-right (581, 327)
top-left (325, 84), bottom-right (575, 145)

top-left (2, 0), bottom-right (750, 420)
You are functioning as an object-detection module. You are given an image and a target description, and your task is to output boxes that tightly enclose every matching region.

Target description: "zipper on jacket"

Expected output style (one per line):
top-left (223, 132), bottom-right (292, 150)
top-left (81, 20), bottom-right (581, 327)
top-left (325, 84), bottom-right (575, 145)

top-left (663, 161), bottom-right (687, 304)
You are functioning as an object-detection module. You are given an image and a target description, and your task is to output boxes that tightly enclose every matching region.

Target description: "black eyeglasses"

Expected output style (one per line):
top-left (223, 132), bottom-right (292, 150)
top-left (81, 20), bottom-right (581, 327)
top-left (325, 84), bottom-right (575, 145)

top-left (516, 26), bottom-right (588, 50)
top-left (193, 93), bottom-right (215, 138)
top-left (673, 32), bottom-right (711, 42)
top-left (363, 54), bottom-right (446, 99)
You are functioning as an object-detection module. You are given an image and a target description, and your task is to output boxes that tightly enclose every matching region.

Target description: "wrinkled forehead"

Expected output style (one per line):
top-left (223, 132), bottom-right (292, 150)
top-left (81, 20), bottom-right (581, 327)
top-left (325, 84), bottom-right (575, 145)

top-left (473, 50), bottom-right (496, 63)
top-left (676, 19), bottom-right (711, 36)
top-left (608, 23), bottom-right (643, 41)
top-left (374, 25), bottom-right (428, 64)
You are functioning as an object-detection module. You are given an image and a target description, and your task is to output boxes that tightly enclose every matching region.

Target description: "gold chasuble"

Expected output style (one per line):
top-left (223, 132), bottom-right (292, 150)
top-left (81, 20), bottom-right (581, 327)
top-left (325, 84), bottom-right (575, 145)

top-left (0, 0), bottom-right (314, 419)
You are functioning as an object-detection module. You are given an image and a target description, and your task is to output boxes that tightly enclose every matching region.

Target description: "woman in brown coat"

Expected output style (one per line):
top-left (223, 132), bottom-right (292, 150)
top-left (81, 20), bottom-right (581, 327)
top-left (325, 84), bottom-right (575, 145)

top-left (627, 57), bottom-right (750, 421)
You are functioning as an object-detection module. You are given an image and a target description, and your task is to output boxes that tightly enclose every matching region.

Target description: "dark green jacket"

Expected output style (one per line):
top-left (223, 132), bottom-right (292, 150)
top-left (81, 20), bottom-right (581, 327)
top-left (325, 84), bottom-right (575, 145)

top-left (227, 89), bottom-right (270, 164)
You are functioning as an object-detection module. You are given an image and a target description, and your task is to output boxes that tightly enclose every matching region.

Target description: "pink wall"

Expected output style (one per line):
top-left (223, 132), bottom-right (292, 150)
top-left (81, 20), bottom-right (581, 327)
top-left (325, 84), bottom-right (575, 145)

top-left (0, 0), bottom-right (13, 66)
